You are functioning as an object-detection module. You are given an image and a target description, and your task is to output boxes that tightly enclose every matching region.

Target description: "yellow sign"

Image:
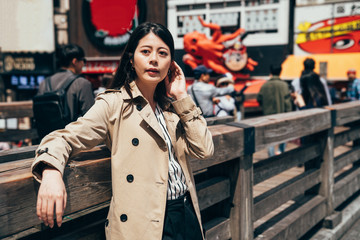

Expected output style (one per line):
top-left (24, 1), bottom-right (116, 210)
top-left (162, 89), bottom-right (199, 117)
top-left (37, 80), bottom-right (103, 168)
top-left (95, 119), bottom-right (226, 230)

top-left (4, 55), bottom-right (35, 72)
top-left (296, 19), bottom-right (360, 44)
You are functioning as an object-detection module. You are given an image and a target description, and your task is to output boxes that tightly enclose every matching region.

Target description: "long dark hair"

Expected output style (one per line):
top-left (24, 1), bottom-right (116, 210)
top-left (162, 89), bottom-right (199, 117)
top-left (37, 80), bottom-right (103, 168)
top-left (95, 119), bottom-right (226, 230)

top-left (108, 22), bottom-right (175, 110)
top-left (300, 72), bottom-right (329, 107)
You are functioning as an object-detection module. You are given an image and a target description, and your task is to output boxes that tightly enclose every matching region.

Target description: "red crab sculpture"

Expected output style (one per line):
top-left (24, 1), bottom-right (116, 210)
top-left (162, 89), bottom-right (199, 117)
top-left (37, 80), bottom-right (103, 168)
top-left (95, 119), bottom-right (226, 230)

top-left (183, 16), bottom-right (258, 79)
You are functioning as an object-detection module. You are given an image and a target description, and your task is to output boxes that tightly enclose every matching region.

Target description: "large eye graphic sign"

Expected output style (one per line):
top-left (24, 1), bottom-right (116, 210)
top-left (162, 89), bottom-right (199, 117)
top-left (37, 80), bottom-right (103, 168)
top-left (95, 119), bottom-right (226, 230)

top-left (294, 2), bottom-right (360, 54)
top-left (82, 0), bottom-right (146, 51)
top-left (296, 15), bottom-right (360, 54)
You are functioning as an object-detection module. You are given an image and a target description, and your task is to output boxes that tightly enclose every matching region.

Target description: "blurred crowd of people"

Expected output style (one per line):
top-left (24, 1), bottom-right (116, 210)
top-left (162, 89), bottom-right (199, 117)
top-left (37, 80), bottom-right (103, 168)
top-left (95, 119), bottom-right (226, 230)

top-left (187, 65), bottom-right (249, 121)
top-left (2, 44), bottom-right (359, 154)
top-left (185, 58), bottom-right (359, 157)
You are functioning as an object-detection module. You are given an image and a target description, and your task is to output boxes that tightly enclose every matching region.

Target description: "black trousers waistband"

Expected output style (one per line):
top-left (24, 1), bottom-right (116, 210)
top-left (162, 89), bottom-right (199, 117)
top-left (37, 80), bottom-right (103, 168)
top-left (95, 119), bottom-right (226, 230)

top-left (166, 192), bottom-right (190, 207)
top-left (162, 192), bottom-right (202, 240)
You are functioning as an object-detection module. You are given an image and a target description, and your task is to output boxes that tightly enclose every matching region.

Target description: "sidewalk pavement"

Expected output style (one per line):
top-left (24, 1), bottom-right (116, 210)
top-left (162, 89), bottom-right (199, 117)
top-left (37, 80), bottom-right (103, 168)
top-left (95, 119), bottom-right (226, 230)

top-left (310, 193), bottom-right (360, 240)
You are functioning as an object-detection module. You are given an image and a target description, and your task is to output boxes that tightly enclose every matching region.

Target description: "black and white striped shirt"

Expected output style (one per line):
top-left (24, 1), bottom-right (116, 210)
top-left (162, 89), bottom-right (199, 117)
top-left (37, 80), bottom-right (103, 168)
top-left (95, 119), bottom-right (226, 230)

top-left (155, 105), bottom-right (188, 200)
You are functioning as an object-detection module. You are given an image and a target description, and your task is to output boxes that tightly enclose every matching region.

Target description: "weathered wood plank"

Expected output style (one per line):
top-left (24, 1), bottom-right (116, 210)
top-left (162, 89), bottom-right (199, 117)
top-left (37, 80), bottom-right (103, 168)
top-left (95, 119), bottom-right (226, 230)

top-left (0, 145), bottom-right (37, 164)
top-left (318, 129), bottom-right (335, 216)
top-left (0, 129), bottom-right (38, 142)
top-left (334, 126), bottom-right (360, 148)
top-left (334, 146), bottom-right (360, 173)
top-left (0, 148), bottom-right (112, 237)
top-left (0, 167), bottom-right (38, 237)
top-left (235, 155), bottom-right (254, 240)
top-left (254, 142), bottom-right (321, 185)
top-left (0, 158), bottom-right (33, 175)
top-left (241, 108), bottom-right (331, 152)
top-left (197, 177), bottom-right (230, 211)
top-left (190, 125), bottom-right (244, 172)
top-left (254, 169), bottom-right (321, 221)
top-left (206, 116), bottom-right (235, 126)
top-left (204, 217), bottom-right (231, 240)
top-left (0, 140), bottom-right (236, 238)
top-left (334, 167), bottom-right (360, 208)
top-left (255, 195), bottom-right (326, 240)
top-left (2, 201), bottom-right (110, 240)
top-left (326, 101), bottom-right (360, 126)
top-left (0, 101), bottom-right (33, 118)
top-left (228, 156), bottom-right (242, 240)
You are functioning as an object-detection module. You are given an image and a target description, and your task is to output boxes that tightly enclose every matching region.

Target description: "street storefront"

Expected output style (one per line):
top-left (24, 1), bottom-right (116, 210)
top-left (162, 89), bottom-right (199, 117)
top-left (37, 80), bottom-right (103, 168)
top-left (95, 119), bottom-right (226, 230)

top-left (0, 0), bottom-right (55, 101)
top-left (70, 0), bottom-right (149, 88)
top-left (81, 56), bottom-right (120, 89)
top-left (0, 52), bottom-right (55, 100)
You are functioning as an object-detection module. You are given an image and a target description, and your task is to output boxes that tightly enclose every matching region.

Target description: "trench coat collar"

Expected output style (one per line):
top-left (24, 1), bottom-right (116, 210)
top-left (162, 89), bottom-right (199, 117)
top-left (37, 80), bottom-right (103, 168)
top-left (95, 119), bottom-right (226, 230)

top-left (120, 81), bottom-right (142, 100)
top-left (120, 81), bottom-right (167, 143)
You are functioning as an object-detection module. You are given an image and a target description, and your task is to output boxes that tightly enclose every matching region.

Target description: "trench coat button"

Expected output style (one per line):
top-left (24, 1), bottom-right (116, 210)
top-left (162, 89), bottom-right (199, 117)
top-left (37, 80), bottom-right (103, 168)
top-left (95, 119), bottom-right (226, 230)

top-left (132, 138), bottom-right (139, 146)
top-left (120, 214), bottom-right (128, 222)
top-left (127, 174), bottom-right (134, 183)
top-left (136, 104), bottom-right (142, 111)
top-left (105, 219), bottom-right (109, 227)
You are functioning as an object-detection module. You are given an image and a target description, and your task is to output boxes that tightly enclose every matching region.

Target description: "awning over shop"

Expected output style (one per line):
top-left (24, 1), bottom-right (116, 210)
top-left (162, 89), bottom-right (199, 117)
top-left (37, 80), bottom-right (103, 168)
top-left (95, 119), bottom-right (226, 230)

top-left (280, 53), bottom-right (360, 81)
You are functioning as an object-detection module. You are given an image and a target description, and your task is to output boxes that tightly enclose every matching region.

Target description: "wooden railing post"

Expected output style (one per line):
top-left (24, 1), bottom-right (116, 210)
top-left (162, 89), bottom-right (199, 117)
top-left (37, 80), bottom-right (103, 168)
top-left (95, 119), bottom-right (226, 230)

top-left (319, 129), bottom-right (334, 214)
top-left (227, 122), bottom-right (254, 240)
top-left (320, 108), bottom-right (342, 229)
top-left (319, 109), bottom-right (335, 215)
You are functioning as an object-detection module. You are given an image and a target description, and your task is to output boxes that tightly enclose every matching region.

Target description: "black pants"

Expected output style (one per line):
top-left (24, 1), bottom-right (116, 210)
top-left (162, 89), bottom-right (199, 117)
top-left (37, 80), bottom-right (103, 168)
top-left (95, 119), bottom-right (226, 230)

top-left (162, 192), bottom-right (203, 240)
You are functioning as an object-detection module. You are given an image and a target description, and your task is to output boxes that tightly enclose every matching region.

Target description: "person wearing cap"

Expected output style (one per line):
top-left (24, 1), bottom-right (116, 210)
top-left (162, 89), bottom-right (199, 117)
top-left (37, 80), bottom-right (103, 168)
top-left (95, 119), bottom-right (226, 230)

top-left (257, 64), bottom-right (292, 157)
top-left (187, 65), bottom-right (234, 117)
top-left (344, 69), bottom-right (360, 101)
top-left (213, 76), bottom-right (236, 117)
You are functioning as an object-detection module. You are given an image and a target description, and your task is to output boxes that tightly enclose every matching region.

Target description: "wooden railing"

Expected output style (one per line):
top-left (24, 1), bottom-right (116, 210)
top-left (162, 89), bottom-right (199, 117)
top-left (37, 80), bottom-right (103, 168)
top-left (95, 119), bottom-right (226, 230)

top-left (1, 101), bottom-right (360, 239)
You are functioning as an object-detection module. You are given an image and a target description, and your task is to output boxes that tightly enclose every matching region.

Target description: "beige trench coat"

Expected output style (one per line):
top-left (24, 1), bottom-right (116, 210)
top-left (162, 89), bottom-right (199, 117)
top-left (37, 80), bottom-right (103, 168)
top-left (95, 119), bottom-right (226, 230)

top-left (32, 81), bottom-right (214, 240)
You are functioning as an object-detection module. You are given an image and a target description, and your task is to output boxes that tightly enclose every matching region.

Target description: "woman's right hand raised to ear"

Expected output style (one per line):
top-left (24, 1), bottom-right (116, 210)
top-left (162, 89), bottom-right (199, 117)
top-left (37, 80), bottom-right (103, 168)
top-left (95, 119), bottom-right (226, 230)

top-left (37, 167), bottom-right (67, 228)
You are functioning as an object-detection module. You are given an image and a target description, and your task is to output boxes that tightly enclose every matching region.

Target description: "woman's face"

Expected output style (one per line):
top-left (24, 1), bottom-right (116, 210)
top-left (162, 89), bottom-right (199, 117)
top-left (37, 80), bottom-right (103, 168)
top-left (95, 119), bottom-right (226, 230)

top-left (133, 32), bottom-right (171, 86)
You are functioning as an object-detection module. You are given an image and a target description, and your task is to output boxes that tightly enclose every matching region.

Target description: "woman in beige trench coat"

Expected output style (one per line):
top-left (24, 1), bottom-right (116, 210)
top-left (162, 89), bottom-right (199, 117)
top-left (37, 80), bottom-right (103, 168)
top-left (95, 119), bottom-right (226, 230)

top-left (32, 22), bottom-right (214, 239)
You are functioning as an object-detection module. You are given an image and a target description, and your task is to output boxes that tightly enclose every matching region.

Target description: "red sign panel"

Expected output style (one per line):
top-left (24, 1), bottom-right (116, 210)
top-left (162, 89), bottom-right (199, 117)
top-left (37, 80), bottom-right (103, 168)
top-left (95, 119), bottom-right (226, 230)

top-left (82, 0), bottom-right (147, 51)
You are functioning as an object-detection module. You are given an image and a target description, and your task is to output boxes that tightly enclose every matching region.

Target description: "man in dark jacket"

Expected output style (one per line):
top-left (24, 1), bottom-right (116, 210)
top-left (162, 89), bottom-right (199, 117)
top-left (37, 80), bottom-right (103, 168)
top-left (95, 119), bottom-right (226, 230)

top-left (37, 44), bottom-right (95, 122)
top-left (257, 64), bottom-right (292, 156)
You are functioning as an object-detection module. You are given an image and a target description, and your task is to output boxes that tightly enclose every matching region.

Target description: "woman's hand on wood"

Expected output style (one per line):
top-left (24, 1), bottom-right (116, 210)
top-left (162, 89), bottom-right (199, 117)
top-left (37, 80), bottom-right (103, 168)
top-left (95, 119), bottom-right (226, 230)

top-left (37, 167), bottom-right (67, 228)
top-left (165, 61), bottom-right (188, 101)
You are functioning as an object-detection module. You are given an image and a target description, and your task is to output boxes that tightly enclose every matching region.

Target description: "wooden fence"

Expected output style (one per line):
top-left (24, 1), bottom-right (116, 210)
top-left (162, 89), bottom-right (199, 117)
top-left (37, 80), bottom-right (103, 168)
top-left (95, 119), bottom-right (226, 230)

top-left (1, 100), bottom-right (360, 239)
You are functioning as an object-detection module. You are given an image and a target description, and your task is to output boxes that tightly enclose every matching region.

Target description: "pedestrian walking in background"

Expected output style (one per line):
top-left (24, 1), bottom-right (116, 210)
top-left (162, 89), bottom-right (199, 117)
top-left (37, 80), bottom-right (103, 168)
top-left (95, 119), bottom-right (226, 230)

top-left (213, 76), bottom-right (236, 118)
top-left (291, 58), bottom-right (332, 106)
top-left (293, 68), bottom-right (330, 110)
top-left (257, 64), bottom-right (292, 156)
top-left (187, 65), bottom-right (234, 118)
top-left (341, 69), bottom-right (360, 101)
top-left (31, 22), bottom-right (213, 240)
top-left (37, 44), bottom-right (95, 122)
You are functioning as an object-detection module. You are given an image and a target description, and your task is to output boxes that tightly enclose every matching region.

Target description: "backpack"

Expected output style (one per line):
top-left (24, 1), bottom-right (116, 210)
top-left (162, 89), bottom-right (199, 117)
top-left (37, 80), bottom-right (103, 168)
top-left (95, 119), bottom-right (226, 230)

top-left (33, 74), bottom-right (79, 139)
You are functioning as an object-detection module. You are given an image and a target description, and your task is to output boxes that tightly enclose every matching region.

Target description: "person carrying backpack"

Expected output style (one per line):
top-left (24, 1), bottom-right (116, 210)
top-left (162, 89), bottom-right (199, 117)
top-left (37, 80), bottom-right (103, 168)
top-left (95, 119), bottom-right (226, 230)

top-left (34, 44), bottom-right (95, 139)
